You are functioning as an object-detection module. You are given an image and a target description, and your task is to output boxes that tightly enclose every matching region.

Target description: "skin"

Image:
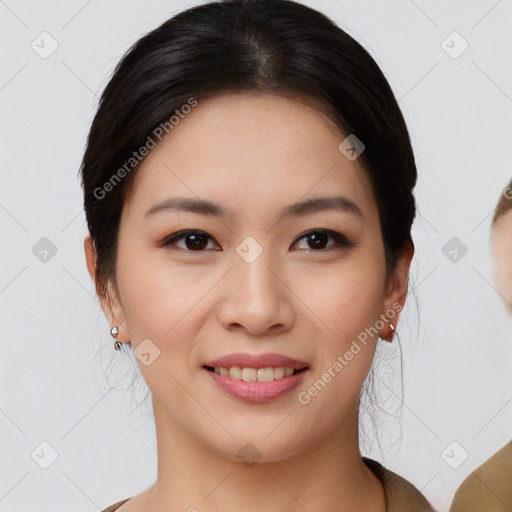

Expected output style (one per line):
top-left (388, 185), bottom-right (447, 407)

top-left (85, 92), bottom-right (413, 512)
top-left (492, 209), bottom-right (512, 312)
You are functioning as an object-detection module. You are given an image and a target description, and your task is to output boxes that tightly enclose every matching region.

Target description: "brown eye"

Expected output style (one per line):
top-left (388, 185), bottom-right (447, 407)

top-left (160, 229), bottom-right (354, 253)
top-left (162, 231), bottom-right (219, 251)
top-left (293, 230), bottom-right (354, 251)
top-left (304, 231), bottom-right (329, 250)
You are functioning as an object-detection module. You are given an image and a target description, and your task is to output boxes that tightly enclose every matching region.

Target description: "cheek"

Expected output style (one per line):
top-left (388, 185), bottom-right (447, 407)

top-left (295, 260), bottom-right (386, 346)
top-left (114, 248), bottom-right (211, 412)
top-left (114, 240), bottom-right (209, 349)
top-left (292, 260), bottom-right (386, 408)
top-left (291, 285), bottom-right (384, 441)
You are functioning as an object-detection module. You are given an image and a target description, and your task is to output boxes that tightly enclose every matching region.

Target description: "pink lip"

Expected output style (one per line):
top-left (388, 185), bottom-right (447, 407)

top-left (203, 367), bottom-right (309, 403)
top-left (203, 352), bottom-right (309, 370)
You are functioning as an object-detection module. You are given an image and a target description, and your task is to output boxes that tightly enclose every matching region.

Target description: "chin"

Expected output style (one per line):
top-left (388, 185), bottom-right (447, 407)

top-left (204, 432), bottom-right (306, 466)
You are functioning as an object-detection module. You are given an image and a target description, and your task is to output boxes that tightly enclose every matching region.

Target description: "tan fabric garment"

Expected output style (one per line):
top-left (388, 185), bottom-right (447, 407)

top-left (102, 498), bottom-right (131, 512)
top-left (100, 457), bottom-right (434, 511)
top-left (363, 458), bottom-right (435, 511)
top-left (449, 441), bottom-right (512, 511)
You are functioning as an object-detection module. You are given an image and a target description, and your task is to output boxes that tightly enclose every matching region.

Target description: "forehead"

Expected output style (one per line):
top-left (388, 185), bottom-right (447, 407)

top-left (124, 93), bottom-right (379, 227)
top-left (492, 210), bottom-right (512, 311)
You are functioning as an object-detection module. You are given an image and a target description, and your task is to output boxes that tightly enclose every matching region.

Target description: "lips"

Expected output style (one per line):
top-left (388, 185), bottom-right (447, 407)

top-left (202, 352), bottom-right (310, 403)
top-left (203, 352), bottom-right (309, 370)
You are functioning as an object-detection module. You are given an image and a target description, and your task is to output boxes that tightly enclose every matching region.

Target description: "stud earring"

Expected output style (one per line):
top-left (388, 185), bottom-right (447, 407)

top-left (110, 326), bottom-right (122, 351)
top-left (387, 322), bottom-right (396, 342)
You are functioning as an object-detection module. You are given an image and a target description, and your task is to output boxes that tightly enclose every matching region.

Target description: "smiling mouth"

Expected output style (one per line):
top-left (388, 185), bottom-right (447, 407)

top-left (203, 365), bottom-right (308, 382)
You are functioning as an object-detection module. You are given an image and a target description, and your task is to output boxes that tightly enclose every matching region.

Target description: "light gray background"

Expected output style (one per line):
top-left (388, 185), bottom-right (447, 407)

top-left (1, 1), bottom-right (512, 511)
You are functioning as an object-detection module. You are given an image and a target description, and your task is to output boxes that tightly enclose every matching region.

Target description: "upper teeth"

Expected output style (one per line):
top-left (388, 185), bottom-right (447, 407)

top-left (213, 366), bottom-right (295, 382)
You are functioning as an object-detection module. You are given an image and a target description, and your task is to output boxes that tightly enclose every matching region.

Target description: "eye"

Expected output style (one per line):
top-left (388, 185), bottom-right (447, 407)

top-left (160, 230), bottom-right (220, 251)
top-left (292, 229), bottom-right (354, 251)
top-left (160, 229), bottom-right (354, 253)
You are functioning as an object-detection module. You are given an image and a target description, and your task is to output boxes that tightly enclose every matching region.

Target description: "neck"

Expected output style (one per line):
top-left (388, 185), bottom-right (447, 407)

top-left (140, 396), bottom-right (386, 512)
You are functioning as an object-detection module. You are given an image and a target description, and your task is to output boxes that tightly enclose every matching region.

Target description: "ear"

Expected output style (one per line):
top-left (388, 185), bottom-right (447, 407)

top-left (380, 240), bottom-right (414, 342)
top-left (84, 235), bottom-right (131, 344)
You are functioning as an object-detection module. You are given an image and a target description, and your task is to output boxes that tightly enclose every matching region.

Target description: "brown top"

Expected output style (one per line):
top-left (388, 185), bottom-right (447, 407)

top-left (100, 457), bottom-right (434, 511)
top-left (449, 441), bottom-right (512, 511)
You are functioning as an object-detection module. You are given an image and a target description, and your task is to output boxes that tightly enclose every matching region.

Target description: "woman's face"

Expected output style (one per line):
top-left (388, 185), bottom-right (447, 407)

top-left (492, 210), bottom-right (512, 313)
top-left (87, 93), bottom-right (410, 462)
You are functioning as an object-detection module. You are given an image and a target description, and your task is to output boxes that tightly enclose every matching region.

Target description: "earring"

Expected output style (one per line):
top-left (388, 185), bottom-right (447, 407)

top-left (110, 326), bottom-right (122, 351)
top-left (387, 322), bottom-right (395, 342)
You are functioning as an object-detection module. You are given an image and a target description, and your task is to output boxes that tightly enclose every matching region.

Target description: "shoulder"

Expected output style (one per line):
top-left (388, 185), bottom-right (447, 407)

top-left (100, 497), bottom-right (132, 512)
top-left (363, 457), bottom-right (435, 512)
top-left (449, 441), bottom-right (512, 511)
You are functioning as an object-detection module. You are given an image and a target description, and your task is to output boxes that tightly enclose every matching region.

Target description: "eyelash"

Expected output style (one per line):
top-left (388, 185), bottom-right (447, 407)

top-left (159, 229), bottom-right (355, 253)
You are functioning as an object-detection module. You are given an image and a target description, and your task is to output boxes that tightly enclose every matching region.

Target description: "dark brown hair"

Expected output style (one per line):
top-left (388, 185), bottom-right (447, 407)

top-left (80, 0), bottom-right (417, 303)
top-left (493, 179), bottom-right (512, 226)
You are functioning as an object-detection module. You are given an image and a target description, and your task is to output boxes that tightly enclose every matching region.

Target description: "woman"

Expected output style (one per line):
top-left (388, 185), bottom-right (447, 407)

top-left (449, 181), bottom-right (512, 511)
top-left (81, 0), bottom-right (433, 510)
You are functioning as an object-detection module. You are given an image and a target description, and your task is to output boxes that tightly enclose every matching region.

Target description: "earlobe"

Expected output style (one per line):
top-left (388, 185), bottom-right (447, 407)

top-left (382, 322), bottom-right (396, 343)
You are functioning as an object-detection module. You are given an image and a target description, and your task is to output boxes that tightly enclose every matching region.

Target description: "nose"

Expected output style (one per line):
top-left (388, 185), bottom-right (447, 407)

top-left (217, 246), bottom-right (295, 336)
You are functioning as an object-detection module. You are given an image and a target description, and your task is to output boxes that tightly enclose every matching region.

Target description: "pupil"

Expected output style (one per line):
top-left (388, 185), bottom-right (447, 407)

top-left (309, 232), bottom-right (327, 249)
top-left (187, 234), bottom-right (207, 250)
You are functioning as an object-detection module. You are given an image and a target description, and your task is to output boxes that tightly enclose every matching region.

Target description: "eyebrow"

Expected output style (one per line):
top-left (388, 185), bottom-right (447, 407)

top-left (144, 195), bottom-right (363, 220)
